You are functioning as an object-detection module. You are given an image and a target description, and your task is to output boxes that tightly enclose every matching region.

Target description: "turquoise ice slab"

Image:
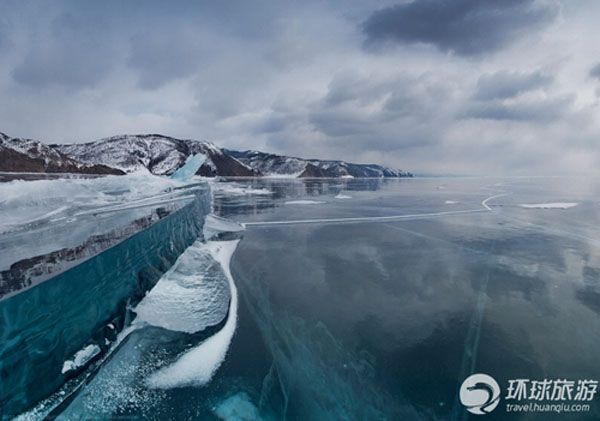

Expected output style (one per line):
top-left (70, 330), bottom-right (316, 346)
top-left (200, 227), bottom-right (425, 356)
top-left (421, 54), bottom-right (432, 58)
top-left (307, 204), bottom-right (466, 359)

top-left (0, 183), bottom-right (211, 417)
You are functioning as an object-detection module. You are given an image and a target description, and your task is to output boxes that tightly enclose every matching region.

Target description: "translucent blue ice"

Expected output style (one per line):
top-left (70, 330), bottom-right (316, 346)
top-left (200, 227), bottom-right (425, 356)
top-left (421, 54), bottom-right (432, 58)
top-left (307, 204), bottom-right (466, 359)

top-left (170, 154), bottom-right (206, 181)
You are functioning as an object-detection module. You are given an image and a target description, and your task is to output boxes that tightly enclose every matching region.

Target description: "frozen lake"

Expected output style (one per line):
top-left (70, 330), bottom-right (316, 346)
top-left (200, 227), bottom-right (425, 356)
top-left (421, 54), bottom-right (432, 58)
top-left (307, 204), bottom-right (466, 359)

top-left (216, 177), bottom-right (600, 420)
top-left (8, 176), bottom-right (600, 420)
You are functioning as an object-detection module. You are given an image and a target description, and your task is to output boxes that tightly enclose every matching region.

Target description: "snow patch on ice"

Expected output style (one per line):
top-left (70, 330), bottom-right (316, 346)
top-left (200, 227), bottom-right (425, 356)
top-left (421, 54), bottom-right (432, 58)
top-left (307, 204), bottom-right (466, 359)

top-left (335, 193), bottom-right (352, 199)
top-left (284, 200), bottom-right (325, 205)
top-left (211, 182), bottom-right (272, 196)
top-left (262, 171), bottom-right (304, 178)
top-left (134, 240), bottom-right (231, 334)
top-left (213, 392), bottom-right (260, 420)
top-left (520, 202), bottom-right (578, 209)
top-left (146, 240), bottom-right (240, 388)
top-left (444, 200), bottom-right (459, 205)
top-left (62, 344), bottom-right (101, 373)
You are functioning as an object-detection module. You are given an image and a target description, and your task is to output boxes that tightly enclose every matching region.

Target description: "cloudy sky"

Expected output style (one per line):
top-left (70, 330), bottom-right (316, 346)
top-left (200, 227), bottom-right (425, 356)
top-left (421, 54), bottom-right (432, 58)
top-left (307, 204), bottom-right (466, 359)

top-left (1, 0), bottom-right (600, 175)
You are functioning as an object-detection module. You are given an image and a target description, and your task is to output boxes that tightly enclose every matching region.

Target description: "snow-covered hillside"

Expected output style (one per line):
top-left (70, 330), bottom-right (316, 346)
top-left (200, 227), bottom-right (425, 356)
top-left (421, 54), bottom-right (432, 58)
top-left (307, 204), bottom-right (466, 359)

top-left (56, 135), bottom-right (256, 177)
top-left (0, 132), bottom-right (123, 175)
top-left (226, 150), bottom-right (412, 178)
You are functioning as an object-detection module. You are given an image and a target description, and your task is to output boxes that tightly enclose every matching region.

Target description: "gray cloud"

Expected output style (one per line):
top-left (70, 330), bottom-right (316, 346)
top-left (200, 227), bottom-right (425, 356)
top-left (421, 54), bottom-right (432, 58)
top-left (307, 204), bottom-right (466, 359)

top-left (0, 21), bottom-right (9, 52)
top-left (252, 113), bottom-right (290, 135)
top-left (362, 0), bottom-right (558, 56)
top-left (474, 71), bottom-right (553, 100)
top-left (590, 63), bottom-right (600, 80)
top-left (304, 72), bottom-right (453, 152)
top-left (463, 95), bottom-right (573, 122)
top-left (464, 70), bottom-right (571, 123)
top-left (127, 29), bottom-right (205, 90)
top-left (12, 13), bottom-right (115, 89)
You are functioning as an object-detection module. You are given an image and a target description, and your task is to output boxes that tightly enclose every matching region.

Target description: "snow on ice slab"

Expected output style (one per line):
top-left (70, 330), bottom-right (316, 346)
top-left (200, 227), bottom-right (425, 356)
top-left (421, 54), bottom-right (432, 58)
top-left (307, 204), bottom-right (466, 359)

top-left (445, 200), bottom-right (459, 205)
top-left (520, 202), bottom-right (578, 209)
top-left (335, 194), bottom-right (352, 199)
top-left (61, 344), bottom-right (101, 373)
top-left (146, 240), bottom-right (240, 388)
top-left (134, 239), bottom-right (232, 334)
top-left (0, 174), bottom-right (186, 233)
top-left (263, 171), bottom-right (304, 178)
top-left (284, 200), bottom-right (325, 205)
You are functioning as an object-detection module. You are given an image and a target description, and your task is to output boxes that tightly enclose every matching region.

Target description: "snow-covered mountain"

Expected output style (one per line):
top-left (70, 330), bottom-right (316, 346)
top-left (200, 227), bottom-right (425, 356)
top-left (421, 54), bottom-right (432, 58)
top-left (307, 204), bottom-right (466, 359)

top-left (1, 131), bottom-right (411, 178)
top-left (226, 149), bottom-right (412, 178)
top-left (56, 134), bottom-right (257, 177)
top-left (56, 134), bottom-right (411, 178)
top-left (0, 132), bottom-right (123, 175)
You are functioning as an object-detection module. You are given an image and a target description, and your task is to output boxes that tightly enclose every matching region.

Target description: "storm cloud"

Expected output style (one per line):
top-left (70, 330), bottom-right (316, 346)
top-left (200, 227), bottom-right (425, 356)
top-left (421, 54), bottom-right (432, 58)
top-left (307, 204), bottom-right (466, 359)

top-left (362, 0), bottom-right (558, 56)
top-left (463, 95), bottom-right (573, 122)
top-left (127, 28), bottom-right (206, 90)
top-left (474, 71), bottom-right (553, 100)
top-left (590, 63), bottom-right (600, 80)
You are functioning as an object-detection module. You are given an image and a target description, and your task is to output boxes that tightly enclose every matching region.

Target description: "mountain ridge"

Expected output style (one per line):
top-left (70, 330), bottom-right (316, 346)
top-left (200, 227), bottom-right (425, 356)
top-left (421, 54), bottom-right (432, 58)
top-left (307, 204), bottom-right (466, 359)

top-left (0, 132), bottom-right (124, 175)
top-left (0, 132), bottom-right (412, 178)
top-left (226, 149), bottom-right (411, 178)
top-left (55, 134), bottom-right (257, 177)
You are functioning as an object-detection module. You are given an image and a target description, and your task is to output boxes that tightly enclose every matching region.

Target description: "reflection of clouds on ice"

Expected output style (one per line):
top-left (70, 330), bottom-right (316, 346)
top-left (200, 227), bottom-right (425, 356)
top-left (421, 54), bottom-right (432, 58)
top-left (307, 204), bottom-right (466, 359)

top-left (245, 309), bottom-right (417, 419)
top-left (520, 202), bottom-right (578, 209)
top-left (146, 240), bottom-right (240, 389)
top-left (239, 259), bottom-right (418, 419)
